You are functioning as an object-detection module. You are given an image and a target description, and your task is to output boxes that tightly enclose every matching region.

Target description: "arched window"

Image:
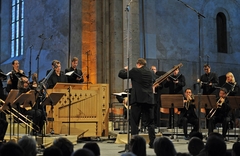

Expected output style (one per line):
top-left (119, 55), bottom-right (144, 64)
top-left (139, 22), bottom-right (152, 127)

top-left (11, 0), bottom-right (24, 57)
top-left (216, 12), bottom-right (227, 53)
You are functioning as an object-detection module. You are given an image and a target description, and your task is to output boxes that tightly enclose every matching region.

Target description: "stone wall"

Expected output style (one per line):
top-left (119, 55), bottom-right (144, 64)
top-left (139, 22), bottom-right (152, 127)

top-left (0, 0), bottom-right (240, 102)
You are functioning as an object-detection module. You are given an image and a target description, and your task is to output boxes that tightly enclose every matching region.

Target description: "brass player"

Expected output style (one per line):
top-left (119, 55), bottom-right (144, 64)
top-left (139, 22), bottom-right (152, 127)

top-left (178, 88), bottom-right (199, 140)
top-left (207, 88), bottom-right (231, 141)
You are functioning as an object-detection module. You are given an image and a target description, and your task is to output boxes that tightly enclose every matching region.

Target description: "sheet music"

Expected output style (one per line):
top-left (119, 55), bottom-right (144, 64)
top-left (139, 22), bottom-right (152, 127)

top-left (113, 92), bottom-right (128, 96)
top-left (65, 71), bottom-right (74, 76)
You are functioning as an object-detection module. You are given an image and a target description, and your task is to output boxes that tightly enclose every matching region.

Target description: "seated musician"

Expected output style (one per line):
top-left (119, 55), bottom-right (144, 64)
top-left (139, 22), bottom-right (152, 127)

top-left (178, 88), bottom-right (199, 140)
top-left (6, 60), bottom-right (25, 92)
top-left (16, 76), bottom-right (44, 135)
top-left (224, 72), bottom-right (239, 96)
top-left (207, 87), bottom-right (231, 141)
top-left (115, 89), bottom-right (131, 119)
top-left (47, 60), bottom-right (68, 89)
top-left (65, 57), bottom-right (84, 83)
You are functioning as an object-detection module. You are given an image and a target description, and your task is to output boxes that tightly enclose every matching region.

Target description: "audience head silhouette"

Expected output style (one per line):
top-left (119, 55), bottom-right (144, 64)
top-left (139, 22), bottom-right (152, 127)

top-left (53, 137), bottom-right (74, 156)
top-left (129, 135), bottom-right (146, 156)
top-left (153, 136), bottom-right (176, 156)
top-left (71, 148), bottom-right (94, 156)
top-left (43, 145), bottom-right (63, 156)
top-left (17, 135), bottom-right (37, 156)
top-left (0, 141), bottom-right (24, 156)
top-left (83, 142), bottom-right (100, 156)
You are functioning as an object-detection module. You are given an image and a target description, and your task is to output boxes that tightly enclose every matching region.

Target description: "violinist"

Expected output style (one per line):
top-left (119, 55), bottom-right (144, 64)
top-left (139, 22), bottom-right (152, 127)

top-left (6, 60), bottom-right (26, 92)
top-left (178, 88), bottom-right (199, 140)
top-left (208, 88), bottom-right (231, 141)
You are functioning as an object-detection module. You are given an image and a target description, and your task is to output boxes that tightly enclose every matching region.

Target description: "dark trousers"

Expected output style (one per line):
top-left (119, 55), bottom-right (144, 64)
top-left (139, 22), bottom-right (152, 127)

top-left (153, 103), bottom-right (160, 127)
top-left (0, 112), bottom-right (8, 141)
top-left (19, 108), bottom-right (44, 133)
top-left (179, 116), bottom-right (199, 137)
top-left (130, 103), bottom-right (156, 146)
top-left (208, 116), bottom-right (230, 138)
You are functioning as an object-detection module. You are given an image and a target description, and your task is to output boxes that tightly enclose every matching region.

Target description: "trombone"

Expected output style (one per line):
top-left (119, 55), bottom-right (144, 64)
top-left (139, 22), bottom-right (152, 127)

top-left (0, 99), bottom-right (40, 132)
top-left (206, 97), bottom-right (225, 120)
top-left (184, 95), bottom-right (194, 110)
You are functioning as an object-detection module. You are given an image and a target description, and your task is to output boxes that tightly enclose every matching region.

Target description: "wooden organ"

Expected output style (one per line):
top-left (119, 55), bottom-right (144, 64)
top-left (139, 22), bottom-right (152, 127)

top-left (45, 83), bottom-right (109, 137)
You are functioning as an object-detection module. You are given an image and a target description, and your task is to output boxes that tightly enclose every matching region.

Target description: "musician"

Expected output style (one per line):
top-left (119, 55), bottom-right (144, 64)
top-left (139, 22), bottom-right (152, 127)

top-left (151, 65), bottom-right (167, 128)
top-left (47, 60), bottom-right (68, 89)
top-left (65, 57), bottom-right (84, 83)
top-left (165, 67), bottom-right (185, 94)
top-left (199, 64), bottom-right (219, 95)
top-left (178, 88), bottom-right (199, 140)
top-left (0, 69), bottom-right (6, 100)
top-left (29, 73), bottom-right (38, 90)
top-left (0, 69), bottom-right (7, 142)
top-left (6, 60), bottom-right (25, 92)
top-left (223, 72), bottom-right (239, 129)
top-left (223, 72), bottom-right (239, 96)
top-left (208, 88), bottom-right (231, 141)
top-left (118, 58), bottom-right (155, 148)
top-left (164, 67), bottom-right (186, 128)
top-left (15, 76), bottom-right (44, 135)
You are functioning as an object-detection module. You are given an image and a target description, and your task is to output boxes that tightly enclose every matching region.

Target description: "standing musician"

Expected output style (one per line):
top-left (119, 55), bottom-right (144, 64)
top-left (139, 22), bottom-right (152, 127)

top-left (151, 65), bottom-right (168, 128)
top-left (164, 67), bottom-right (186, 128)
top-left (65, 57), bottom-right (84, 83)
top-left (198, 64), bottom-right (219, 128)
top-left (118, 58), bottom-right (155, 148)
top-left (199, 64), bottom-right (219, 95)
top-left (178, 88), bottom-right (199, 140)
top-left (6, 60), bottom-right (25, 92)
top-left (207, 88), bottom-right (231, 141)
top-left (47, 60), bottom-right (68, 89)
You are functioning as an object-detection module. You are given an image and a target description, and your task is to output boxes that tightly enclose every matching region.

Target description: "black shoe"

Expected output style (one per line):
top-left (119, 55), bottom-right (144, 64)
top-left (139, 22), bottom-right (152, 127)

top-left (224, 137), bottom-right (228, 141)
top-left (149, 145), bottom-right (153, 149)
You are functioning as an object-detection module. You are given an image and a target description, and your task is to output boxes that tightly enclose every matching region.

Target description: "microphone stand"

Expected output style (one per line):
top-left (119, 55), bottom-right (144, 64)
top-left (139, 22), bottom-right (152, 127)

top-left (35, 34), bottom-right (53, 79)
top-left (28, 45), bottom-right (33, 79)
top-left (85, 50), bottom-right (90, 89)
top-left (178, 0), bottom-right (205, 132)
top-left (118, 0), bottom-right (132, 153)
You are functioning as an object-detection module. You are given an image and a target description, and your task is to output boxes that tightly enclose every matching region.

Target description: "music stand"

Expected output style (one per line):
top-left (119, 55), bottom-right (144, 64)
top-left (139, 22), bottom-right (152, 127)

top-left (1, 90), bottom-right (18, 140)
top-left (2, 90), bottom-right (19, 111)
top-left (194, 95), bottom-right (216, 130)
top-left (12, 91), bottom-right (36, 108)
top-left (161, 94), bottom-right (183, 140)
top-left (12, 91), bottom-right (36, 139)
top-left (228, 96), bottom-right (240, 141)
top-left (42, 92), bottom-right (65, 135)
top-left (194, 95), bottom-right (216, 109)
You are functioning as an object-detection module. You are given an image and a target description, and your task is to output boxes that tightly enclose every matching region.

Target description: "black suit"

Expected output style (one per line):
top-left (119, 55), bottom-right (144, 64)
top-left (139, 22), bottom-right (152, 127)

top-left (164, 73), bottom-right (186, 128)
top-left (208, 97), bottom-right (231, 138)
top-left (200, 72), bottom-right (219, 95)
top-left (47, 71), bottom-right (68, 89)
top-left (178, 97), bottom-right (199, 138)
top-left (65, 67), bottom-right (84, 83)
top-left (118, 66), bottom-right (155, 146)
